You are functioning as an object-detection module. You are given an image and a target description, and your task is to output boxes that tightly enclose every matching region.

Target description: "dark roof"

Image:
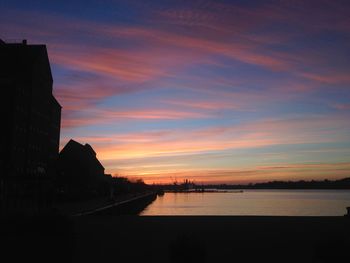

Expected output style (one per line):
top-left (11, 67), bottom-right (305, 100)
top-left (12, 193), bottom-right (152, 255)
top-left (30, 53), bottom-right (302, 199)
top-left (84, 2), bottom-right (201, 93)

top-left (84, 143), bottom-right (96, 156)
top-left (60, 139), bottom-right (104, 170)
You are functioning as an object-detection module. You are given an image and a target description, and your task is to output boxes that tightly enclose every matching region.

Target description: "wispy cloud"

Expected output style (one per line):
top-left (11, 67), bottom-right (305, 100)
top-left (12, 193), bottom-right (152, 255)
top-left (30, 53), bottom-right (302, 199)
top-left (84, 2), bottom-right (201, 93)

top-left (160, 98), bottom-right (244, 110)
top-left (62, 113), bottom-right (350, 163)
top-left (3, 1), bottom-right (350, 183)
top-left (300, 72), bottom-right (350, 85)
top-left (61, 107), bottom-right (214, 128)
top-left (332, 103), bottom-right (350, 110)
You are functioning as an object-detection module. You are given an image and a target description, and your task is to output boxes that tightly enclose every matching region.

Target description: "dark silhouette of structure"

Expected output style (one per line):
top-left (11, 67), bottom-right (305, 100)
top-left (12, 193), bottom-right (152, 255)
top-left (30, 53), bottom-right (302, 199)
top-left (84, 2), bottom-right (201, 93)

top-left (56, 139), bottom-right (109, 200)
top-left (157, 177), bottom-right (350, 191)
top-left (346, 207), bottom-right (350, 217)
top-left (203, 177), bottom-right (350, 190)
top-left (0, 39), bottom-right (61, 213)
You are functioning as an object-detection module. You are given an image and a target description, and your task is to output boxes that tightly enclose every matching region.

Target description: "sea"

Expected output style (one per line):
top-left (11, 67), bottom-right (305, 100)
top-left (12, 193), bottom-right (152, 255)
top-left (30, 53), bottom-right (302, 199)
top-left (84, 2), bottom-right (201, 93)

top-left (140, 189), bottom-right (350, 216)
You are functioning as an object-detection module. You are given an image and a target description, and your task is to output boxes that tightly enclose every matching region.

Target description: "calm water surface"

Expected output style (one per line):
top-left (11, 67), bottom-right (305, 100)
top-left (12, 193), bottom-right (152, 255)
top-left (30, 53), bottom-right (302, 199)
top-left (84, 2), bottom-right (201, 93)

top-left (141, 190), bottom-right (350, 216)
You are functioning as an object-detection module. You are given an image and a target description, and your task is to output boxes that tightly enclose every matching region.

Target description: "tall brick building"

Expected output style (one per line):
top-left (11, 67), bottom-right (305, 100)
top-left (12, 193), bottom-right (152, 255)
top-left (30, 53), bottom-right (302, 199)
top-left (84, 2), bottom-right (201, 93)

top-left (0, 39), bottom-right (61, 213)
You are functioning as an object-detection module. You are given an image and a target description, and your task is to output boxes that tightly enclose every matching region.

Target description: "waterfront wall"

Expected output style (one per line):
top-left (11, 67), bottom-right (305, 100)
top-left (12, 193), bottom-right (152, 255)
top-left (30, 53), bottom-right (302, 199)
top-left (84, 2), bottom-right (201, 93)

top-left (77, 192), bottom-right (157, 216)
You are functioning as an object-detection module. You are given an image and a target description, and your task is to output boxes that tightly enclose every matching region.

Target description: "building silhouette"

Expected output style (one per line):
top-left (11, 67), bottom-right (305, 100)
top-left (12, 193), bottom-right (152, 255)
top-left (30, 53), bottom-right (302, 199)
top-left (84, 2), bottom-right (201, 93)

top-left (0, 39), bottom-right (61, 213)
top-left (57, 139), bottom-right (108, 200)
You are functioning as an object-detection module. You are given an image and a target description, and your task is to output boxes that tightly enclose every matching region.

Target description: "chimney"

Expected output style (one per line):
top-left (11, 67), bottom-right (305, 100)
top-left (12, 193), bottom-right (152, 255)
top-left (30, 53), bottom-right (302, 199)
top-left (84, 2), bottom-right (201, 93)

top-left (22, 39), bottom-right (27, 45)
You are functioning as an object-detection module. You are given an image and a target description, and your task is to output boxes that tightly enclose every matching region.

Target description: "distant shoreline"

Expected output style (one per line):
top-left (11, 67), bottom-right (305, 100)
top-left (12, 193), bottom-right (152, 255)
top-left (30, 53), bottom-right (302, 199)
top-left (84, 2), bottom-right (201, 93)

top-left (158, 177), bottom-right (350, 191)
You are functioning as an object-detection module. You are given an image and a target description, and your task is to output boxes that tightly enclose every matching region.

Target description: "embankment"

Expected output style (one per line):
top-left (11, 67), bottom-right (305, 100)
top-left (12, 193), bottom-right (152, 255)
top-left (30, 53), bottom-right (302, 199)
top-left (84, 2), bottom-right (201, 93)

top-left (77, 192), bottom-right (157, 216)
top-left (53, 191), bottom-right (157, 216)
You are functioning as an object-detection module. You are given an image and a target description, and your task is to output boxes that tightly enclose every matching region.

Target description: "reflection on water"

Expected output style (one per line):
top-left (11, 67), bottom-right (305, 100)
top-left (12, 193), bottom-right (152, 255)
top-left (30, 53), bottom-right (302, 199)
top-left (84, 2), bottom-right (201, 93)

top-left (141, 190), bottom-right (350, 216)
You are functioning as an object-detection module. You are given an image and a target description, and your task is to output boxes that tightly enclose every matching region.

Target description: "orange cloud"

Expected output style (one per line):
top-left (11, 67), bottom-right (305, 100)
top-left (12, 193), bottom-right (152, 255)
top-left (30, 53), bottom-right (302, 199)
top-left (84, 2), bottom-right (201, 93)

top-left (64, 113), bottom-right (350, 163)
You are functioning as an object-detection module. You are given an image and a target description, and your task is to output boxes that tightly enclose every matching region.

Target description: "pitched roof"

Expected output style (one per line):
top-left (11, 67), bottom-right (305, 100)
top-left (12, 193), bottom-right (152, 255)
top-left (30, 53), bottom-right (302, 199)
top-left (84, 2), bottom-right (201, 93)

top-left (60, 139), bottom-right (104, 170)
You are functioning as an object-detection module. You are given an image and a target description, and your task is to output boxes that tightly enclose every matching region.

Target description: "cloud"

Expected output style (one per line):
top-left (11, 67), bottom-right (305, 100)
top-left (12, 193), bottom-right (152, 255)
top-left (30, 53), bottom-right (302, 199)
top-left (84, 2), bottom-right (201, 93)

top-left (3, 2), bottom-right (350, 184)
top-left (300, 72), bottom-right (350, 85)
top-left (332, 103), bottom-right (350, 110)
top-left (160, 98), bottom-right (244, 110)
top-left (50, 45), bottom-right (177, 83)
top-left (63, 113), bottom-right (350, 164)
top-left (3, 4), bottom-right (348, 126)
top-left (61, 107), bottom-right (214, 128)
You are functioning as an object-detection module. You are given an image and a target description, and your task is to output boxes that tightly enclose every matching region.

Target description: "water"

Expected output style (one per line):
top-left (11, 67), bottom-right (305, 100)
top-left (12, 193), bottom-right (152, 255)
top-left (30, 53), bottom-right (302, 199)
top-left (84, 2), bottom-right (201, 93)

top-left (140, 190), bottom-right (350, 216)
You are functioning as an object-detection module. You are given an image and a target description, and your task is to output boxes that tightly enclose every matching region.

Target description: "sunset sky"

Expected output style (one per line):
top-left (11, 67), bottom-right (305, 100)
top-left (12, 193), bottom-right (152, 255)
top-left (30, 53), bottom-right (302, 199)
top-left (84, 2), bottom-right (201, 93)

top-left (2, 0), bottom-right (350, 184)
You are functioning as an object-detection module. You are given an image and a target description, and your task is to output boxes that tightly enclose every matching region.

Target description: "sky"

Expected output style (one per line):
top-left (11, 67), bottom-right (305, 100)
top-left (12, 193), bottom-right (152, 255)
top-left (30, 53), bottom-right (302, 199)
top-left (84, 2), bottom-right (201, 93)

top-left (1, 0), bottom-right (350, 184)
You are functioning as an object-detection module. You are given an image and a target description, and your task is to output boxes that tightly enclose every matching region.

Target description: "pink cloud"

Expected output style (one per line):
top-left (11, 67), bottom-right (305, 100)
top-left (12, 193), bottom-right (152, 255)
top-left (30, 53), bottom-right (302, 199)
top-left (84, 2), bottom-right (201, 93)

top-left (55, 84), bottom-right (117, 111)
top-left (2, 7), bottom-right (294, 74)
top-left (50, 46), bottom-right (176, 83)
top-left (60, 107), bottom-right (214, 129)
top-left (160, 98), bottom-right (243, 110)
top-left (332, 103), bottom-right (350, 110)
top-left (3, 5), bottom-right (345, 120)
top-left (300, 72), bottom-right (350, 85)
top-left (70, 114), bottom-right (350, 165)
top-left (106, 109), bottom-right (212, 120)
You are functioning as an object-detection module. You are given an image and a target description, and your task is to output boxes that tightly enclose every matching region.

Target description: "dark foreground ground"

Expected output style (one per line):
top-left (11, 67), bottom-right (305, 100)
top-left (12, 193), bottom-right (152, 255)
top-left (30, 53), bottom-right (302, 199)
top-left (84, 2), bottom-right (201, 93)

top-left (1, 216), bottom-right (349, 263)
